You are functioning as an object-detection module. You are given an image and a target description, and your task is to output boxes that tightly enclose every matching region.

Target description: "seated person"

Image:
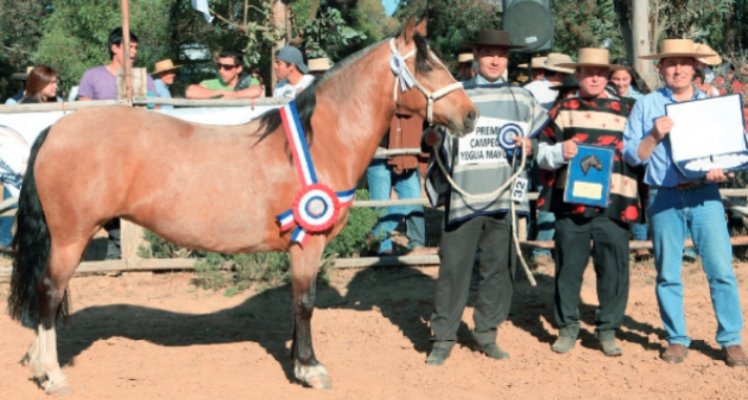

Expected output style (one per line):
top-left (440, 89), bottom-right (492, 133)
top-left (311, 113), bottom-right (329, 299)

top-left (185, 49), bottom-right (263, 99)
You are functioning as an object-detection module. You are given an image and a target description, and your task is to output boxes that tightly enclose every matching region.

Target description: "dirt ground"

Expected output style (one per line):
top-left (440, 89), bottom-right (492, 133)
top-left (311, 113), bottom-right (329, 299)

top-left (1, 256), bottom-right (748, 400)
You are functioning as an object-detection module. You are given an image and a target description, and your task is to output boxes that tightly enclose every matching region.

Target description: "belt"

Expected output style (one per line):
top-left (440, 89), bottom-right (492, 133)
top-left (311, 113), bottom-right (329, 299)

top-left (651, 181), bottom-right (707, 190)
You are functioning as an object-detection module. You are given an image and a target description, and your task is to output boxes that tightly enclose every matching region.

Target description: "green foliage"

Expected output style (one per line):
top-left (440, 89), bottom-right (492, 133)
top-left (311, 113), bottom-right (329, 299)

top-left (0, 0), bottom-right (50, 97)
top-left (299, 7), bottom-right (367, 59)
top-left (552, 0), bottom-right (626, 61)
top-left (32, 0), bottom-right (173, 96)
top-left (654, 0), bottom-right (734, 46)
top-left (323, 189), bottom-right (378, 258)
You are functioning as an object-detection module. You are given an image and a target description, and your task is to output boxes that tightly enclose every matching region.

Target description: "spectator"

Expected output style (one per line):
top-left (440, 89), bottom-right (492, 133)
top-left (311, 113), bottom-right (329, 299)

top-left (185, 49), bottom-right (263, 100)
top-left (366, 113), bottom-right (427, 256)
top-left (19, 65), bottom-right (60, 104)
top-left (456, 52), bottom-right (476, 81)
top-left (537, 48), bottom-right (641, 356)
top-left (77, 27), bottom-right (157, 259)
top-left (273, 46), bottom-right (315, 99)
top-left (4, 67), bottom-right (31, 104)
top-left (518, 56), bottom-right (548, 83)
top-left (623, 38), bottom-right (747, 367)
top-left (78, 27), bottom-right (157, 101)
top-left (523, 53), bottom-right (574, 110)
top-left (307, 57), bottom-right (332, 78)
top-left (424, 29), bottom-right (547, 366)
top-left (152, 59), bottom-right (180, 108)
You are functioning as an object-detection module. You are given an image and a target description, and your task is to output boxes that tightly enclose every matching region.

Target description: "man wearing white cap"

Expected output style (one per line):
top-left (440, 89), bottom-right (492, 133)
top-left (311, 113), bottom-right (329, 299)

top-left (523, 53), bottom-right (575, 110)
top-left (623, 39), bottom-right (747, 367)
top-left (273, 46), bottom-right (315, 99)
top-left (537, 48), bottom-right (642, 357)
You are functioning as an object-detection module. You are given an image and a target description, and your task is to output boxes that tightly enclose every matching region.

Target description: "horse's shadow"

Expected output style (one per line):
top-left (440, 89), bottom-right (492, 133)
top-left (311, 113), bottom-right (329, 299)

top-left (56, 279), bottom-right (345, 383)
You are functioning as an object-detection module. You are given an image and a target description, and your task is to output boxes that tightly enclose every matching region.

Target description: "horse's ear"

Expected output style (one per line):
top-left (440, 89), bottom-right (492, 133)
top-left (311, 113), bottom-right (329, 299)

top-left (414, 17), bottom-right (428, 38)
top-left (400, 17), bottom-right (417, 44)
top-left (399, 17), bottom-right (428, 45)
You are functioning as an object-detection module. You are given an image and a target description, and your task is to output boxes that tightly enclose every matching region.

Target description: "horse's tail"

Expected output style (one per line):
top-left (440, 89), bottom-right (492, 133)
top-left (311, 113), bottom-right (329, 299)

top-left (8, 126), bottom-right (66, 325)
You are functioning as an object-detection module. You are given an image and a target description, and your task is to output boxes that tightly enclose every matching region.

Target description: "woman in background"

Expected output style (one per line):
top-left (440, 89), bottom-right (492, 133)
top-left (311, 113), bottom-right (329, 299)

top-left (19, 65), bottom-right (60, 103)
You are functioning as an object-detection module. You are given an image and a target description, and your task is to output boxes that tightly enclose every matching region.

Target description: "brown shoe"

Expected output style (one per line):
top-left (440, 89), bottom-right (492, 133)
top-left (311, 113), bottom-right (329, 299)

top-left (724, 345), bottom-right (748, 367)
top-left (661, 344), bottom-right (688, 364)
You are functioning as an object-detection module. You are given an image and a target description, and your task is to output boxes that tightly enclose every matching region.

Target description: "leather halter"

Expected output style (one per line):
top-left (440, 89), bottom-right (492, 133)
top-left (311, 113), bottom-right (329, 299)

top-left (388, 38), bottom-right (464, 126)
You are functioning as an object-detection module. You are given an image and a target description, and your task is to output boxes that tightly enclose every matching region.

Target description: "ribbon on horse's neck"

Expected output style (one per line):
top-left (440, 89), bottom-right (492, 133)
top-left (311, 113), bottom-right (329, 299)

top-left (388, 38), bottom-right (464, 126)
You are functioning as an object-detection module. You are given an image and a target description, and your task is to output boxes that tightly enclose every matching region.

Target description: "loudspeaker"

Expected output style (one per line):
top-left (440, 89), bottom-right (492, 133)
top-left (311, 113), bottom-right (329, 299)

top-left (502, 0), bottom-right (553, 53)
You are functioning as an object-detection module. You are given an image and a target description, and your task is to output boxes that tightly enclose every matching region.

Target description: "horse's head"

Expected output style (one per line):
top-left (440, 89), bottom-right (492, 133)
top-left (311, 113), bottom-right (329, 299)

top-left (389, 18), bottom-right (477, 136)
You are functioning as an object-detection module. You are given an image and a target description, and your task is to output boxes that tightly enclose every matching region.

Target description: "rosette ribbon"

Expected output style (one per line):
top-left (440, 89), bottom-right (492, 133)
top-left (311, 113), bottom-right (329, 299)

top-left (275, 101), bottom-right (355, 247)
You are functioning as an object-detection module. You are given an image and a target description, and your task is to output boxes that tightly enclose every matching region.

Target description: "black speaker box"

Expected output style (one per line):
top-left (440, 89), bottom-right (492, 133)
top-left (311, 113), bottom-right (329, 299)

top-left (502, 0), bottom-right (553, 53)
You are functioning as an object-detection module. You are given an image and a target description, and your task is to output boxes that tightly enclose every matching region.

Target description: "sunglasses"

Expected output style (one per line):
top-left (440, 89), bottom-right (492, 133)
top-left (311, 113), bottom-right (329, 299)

top-left (217, 63), bottom-right (239, 71)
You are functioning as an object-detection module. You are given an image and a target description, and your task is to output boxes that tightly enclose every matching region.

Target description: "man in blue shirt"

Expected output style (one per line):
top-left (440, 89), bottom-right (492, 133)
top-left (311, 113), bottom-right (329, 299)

top-left (623, 39), bottom-right (747, 367)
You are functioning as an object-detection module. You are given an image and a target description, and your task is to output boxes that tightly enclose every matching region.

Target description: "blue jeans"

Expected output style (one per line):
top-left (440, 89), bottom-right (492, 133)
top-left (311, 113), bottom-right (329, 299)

top-left (0, 187), bottom-right (16, 247)
top-left (649, 184), bottom-right (743, 347)
top-left (366, 160), bottom-right (425, 254)
top-left (532, 210), bottom-right (555, 258)
top-left (630, 222), bottom-right (648, 241)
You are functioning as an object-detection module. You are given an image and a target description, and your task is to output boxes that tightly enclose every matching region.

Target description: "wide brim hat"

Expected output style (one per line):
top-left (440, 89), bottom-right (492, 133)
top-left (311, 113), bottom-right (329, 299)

top-left (543, 53), bottom-right (575, 74)
top-left (153, 59), bottom-right (181, 75)
top-left (694, 43), bottom-right (722, 66)
top-left (550, 74), bottom-right (579, 91)
top-left (457, 52), bottom-right (474, 63)
top-left (11, 66), bottom-right (33, 80)
top-left (518, 56), bottom-right (547, 69)
top-left (640, 39), bottom-right (714, 60)
top-left (308, 57), bottom-right (332, 72)
top-left (465, 29), bottom-right (525, 49)
top-left (556, 48), bottom-right (619, 69)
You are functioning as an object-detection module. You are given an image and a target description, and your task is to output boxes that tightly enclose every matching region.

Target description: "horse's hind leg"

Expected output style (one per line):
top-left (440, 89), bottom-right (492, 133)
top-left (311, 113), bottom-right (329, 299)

top-left (289, 236), bottom-right (331, 389)
top-left (30, 238), bottom-right (88, 395)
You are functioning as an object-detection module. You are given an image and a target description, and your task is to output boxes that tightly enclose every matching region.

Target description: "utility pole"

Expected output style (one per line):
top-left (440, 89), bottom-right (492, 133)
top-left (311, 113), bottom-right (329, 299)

top-left (271, 0), bottom-right (289, 89)
top-left (632, 0), bottom-right (657, 90)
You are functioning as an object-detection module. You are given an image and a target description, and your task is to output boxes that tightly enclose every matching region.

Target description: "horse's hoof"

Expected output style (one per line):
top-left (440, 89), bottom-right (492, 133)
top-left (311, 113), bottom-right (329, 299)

top-left (43, 379), bottom-right (70, 396)
top-left (294, 361), bottom-right (332, 389)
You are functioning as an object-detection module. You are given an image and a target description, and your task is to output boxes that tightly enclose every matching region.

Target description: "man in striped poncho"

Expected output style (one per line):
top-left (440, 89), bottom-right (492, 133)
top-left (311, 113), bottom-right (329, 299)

top-left (424, 30), bottom-right (548, 366)
top-left (537, 48), bottom-right (642, 357)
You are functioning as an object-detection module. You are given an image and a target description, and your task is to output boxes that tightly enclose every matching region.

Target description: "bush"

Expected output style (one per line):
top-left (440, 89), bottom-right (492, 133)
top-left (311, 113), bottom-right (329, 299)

top-left (139, 189), bottom-right (377, 294)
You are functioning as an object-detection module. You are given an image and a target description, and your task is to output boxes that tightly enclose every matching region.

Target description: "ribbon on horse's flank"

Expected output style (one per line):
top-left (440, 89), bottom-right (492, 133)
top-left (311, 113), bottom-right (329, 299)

top-left (276, 101), bottom-right (355, 247)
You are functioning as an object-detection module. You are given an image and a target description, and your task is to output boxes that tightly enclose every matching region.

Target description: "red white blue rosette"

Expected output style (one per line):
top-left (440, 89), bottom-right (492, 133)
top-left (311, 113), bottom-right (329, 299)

top-left (292, 183), bottom-right (340, 232)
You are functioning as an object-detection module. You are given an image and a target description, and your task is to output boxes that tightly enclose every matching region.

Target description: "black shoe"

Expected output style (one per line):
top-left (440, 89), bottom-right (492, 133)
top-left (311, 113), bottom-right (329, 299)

top-left (477, 342), bottom-right (510, 360)
top-left (426, 345), bottom-right (452, 366)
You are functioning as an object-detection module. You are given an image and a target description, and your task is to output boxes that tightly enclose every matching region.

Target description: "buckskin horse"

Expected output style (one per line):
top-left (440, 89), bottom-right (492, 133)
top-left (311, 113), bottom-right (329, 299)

top-left (8, 18), bottom-right (477, 393)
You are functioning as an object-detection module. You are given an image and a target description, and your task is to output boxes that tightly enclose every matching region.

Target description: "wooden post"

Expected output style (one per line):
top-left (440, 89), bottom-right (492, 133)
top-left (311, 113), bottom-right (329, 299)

top-left (271, 0), bottom-right (288, 87)
top-left (121, 0), bottom-right (133, 101)
top-left (632, 0), bottom-right (658, 90)
top-left (121, 221), bottom-right (146, 267)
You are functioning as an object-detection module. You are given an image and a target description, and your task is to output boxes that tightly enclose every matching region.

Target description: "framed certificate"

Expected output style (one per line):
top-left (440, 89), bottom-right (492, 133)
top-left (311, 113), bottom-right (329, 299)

top-left (666, 94), bottom-right (748, 179)
top-left (563, 145), bottom-right (614, 208)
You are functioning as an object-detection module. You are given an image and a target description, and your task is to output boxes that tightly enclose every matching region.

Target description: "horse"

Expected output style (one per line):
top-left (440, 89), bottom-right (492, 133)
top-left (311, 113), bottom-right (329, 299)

top-left (7, 18), bottom-right (477, 394)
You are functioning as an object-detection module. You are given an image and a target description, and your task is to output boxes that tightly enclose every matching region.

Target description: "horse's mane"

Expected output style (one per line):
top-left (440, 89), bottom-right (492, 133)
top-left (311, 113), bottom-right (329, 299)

top-left (254, 31), bottom-right (435, 144)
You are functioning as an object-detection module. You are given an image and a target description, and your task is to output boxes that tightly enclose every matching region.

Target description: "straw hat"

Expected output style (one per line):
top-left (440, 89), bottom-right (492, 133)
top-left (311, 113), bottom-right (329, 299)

top-left (556, 48), bottom-right (617, 69)
top-left (152, 59), bottom-right (181, 75)
top-left (308, 57), bottom-right (332, 72)
top-left (518, 56), bottom-right (547, 69)
top-left (640, 39), bottom-right (714, 60)
top-left (694, 43), bottom-right (722, 66)
top-left (457, 52), bottom-right (474, 63)
top-left (11, 66), bottom-right (33, 80)
top-left (543, 53), bottom-right (575, 74)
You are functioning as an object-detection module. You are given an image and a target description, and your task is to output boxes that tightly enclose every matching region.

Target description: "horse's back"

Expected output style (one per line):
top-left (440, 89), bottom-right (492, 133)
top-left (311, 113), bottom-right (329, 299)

top-left (34, 106), bottom-right (295, 253)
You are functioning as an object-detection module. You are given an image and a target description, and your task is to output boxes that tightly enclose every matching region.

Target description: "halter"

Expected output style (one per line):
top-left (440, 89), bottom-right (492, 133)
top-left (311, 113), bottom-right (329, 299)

top-left (388, 38), bottom-right (464, 126)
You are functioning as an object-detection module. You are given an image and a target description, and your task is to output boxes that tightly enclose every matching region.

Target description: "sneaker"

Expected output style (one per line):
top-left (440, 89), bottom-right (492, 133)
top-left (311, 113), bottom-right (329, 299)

top-left (600, 338), bottom-right (622, 357)
top-left (551, 336), bottom-right (576, 354)
top-left (724, 345), bottom-right (748, 367)
top-left (477, 342), bottom-right (510, 360)
top-left (660, 343), bottom-right (688, 364)
top-left (426, 343), bottom-right (453, 366)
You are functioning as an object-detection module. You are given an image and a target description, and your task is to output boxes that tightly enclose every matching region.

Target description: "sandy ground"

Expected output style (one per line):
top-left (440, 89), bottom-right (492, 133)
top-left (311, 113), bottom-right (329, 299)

top-left (1, 257), bottom-right (748, 400)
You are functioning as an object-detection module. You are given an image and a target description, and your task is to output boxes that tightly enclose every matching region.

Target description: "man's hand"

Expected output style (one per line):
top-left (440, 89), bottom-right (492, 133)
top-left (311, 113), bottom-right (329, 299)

top-left (562, 139), bottom-right (578, 160)
top-left (513, 136), bottom-right (532, 156)
top-left (705, 168), bottom-right (733, 182)
top-left (651, 116), bottom-right (673, 142)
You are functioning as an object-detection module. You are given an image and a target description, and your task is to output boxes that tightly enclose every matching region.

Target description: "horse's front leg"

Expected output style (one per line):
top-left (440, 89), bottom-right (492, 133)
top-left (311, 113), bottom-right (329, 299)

top-left (289, 236), bottom-right (331, 389)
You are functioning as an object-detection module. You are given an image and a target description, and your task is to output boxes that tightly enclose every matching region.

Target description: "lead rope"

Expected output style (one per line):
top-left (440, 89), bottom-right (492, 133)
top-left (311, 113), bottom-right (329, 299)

top-left (431, 133), bottom-right (536, 287)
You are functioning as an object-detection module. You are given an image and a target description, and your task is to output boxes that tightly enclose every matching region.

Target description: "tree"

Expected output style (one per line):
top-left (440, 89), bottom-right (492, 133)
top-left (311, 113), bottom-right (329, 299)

top-left (32, 0), bottom-right (173, 96)
top-left (0, 0), bottom-right (51, 98)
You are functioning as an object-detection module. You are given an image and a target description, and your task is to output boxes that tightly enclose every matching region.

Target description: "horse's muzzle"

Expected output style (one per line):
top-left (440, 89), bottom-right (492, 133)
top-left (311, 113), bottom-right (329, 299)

top-left (450, 109), bottom-right (477, 137)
